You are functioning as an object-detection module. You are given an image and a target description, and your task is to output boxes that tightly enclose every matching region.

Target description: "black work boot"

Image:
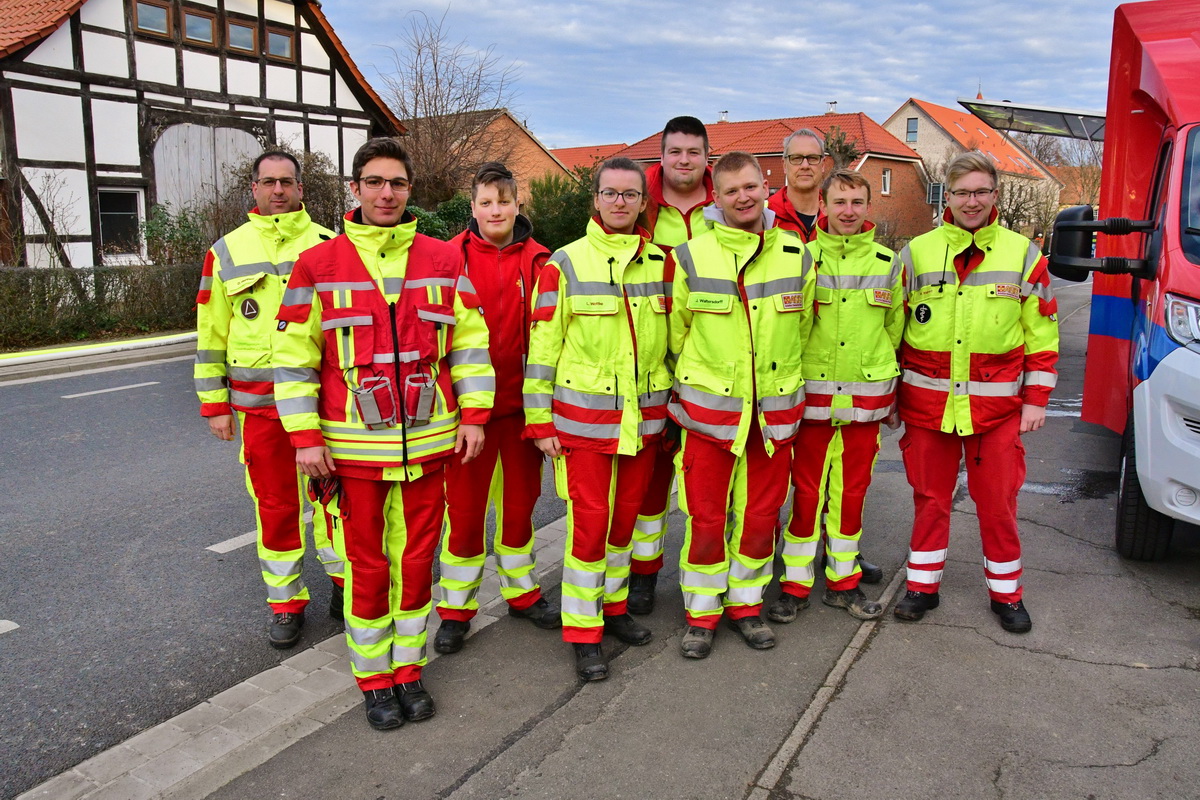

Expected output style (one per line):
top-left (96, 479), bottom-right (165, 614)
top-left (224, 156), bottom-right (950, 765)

top-left (990, 599), bottom-right (1033, 633)
top-left (268, 609), bottom-right (304, 649)
top-left (508, 597), bottom-right (563, 629)
top-left (893, 590), bottom-right (940, 621)
top-left (766, 592), bottom-right (810, 624)
top-left (604, 613), bottom-right (653, 645)
top-left (573, 643), bottom-right (609, 681)
top-left (329, 582), bottom-right (345, 621)
top-left (680, 626), bottom-right (714, 659)
top-left (362, 688), bottom-right (404, 731)
top-left (823, 586), bottom-right (884, 620)
top-left (725, 614), bottom-right (776, 649)
top-left (395, 679), bottom-right (436, 721)
top-left (627, 572), bottom-right (658, 615)
top-left (433, 619), bottom-right (470, 654)
top-left (856, 554), bottom-right (884, 585)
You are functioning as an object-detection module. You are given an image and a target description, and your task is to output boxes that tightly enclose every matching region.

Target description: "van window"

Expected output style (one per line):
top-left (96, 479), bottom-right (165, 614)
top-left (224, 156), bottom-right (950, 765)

top-left (1182, 126), bottom-right (1200, 265)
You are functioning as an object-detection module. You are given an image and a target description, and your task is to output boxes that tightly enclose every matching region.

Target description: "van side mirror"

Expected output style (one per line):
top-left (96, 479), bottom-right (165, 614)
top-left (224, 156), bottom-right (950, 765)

top-left (1048, 205), bottom-right (1155, 281)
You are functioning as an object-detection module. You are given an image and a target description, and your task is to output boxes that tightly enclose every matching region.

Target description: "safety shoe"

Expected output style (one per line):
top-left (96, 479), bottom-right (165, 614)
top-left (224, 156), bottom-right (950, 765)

top-left (268, 610), bottom-right (304, 649)
top-left (433, 619), bottom-right (469, 654)
top-left (990, 599), bottom-right (1033, 633)
top-left (362, 688), bottom-right (404, 731)
top-left (725, 615), bottom-right (776, 650)
top-left (680, 626), bottom-right (714, 659)
top-left (822, 587), bottom-right (884, 620)
top-left (604, 613), bottom-right (653, 645)
top-left (395, 680), bottom-right (436, 721)
top-left (856, 554), bottom-right (884, 585)
top-left (573, 643), bottom-right (609, 681)
top-left (893, 590), bottom-right (940, 622)
top-left (627, 572), bottom-right (658, 615)
top-left (508, 597), bottom-right (562, 629)
top-left (329, 582), bottom-right (345, 621)
top-left (766, 593), bottom-right (810, 624)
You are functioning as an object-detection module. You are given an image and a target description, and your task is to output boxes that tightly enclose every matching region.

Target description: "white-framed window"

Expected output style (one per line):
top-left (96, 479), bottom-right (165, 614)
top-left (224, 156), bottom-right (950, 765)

top-left (97, 188), bottom-right (145, 261)
top-left (906, 117), bottom-right (918, 143)
top-left (882, 168), bottom-right (892, 196)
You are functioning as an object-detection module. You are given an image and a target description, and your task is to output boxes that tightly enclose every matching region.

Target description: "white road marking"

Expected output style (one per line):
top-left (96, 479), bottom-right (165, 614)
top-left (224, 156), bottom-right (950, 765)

top-left (61, 381), bottom-right (160, 399)
top-left (0, 620), bottom-right (19, 635)
top-left (207, 531), bottom-right (257, 553)
top-left (2, 355), bottom-right (193, 386)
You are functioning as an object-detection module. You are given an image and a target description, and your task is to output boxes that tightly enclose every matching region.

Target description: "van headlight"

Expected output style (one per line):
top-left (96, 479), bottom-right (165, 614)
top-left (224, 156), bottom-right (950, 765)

top-left (1165, 293), bottom-right (1200, 348)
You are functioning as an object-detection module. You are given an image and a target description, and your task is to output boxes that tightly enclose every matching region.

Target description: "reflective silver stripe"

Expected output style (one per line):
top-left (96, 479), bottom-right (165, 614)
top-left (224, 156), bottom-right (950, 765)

top-left (984, 557), bottom-right (1022, 573)
top-left (321, 315), bottom-right (372, 330)
top-left (682, 592), bottom-right (723, 612)
top-left (274, 366), bottom-right (320, 385)
top-left (677, 382), bottom-right (741, 412)
top-left (553, 415), bottom-right (621, 440)
top-left (744, 276), bottom-right (804, 300)
top-left (231, 390), bottom-right (275, 407)
top-left (555, 251), bottom-right (621, 297)
top-left (605, 574), bottom-right (629, 595)
top-left (729, 560), bottom-right (767, 582)
top-left (347, 625), bottom-right (389, 646)
top-left (454, 376), bottom-right (496, 395)
top-left (827, 537), bottom-right (859, 554)
top-left (815, 272), bottom-right (892, 290)
top-left (760, 387), bottom-right (805, 412)
top-left (195, 349), bottom-right (226, 364)
top-left (501, 571), bottom-right (537, 592)
top-left (440, 563), bottom-right (479, 582)
top-left (554, 384), bottom-right (622, 410)
top-left (689, 275), bottom-right (739, 296)
top-left (523, 392), bottom-right (552, 408)
top-left (1025, 241), bottom-right (1042, 270)
top-left (393, 615), bottom-right (428, 637)
top-left (221, 257), bottom-right (295, 281)
top-left (782, 539), bottom-right (821, 558)
top-left (390, 644), bottom-right (424, 664)
top-left (725, 585), bottom-right (764, 604)
top-left (496, 552), bottom-right (534, 571)
top-left (902, 370), bottom-right (950, 392)
top-left (828, 558), bottom-right (858, 578)
top-left (635, 516), bottom-right (665, 534)
top-left (680, 570), bottom-right (725, 590)
top-left (534, 290), bottom-right (559, 311)
top-left (825, 405), bottom-right (892, 424)
top-left (561, 595), bottom-right (602, 616)
top-left (448, 347), bottom-right (489, 367)
top-left (320, 421), bottom-right (452, 437)
top-left (804, 378), bottom-right (897, 397)
top-left (632, 540), bottom-right (662, 558)
top-left (803, 406), bottom-right (833, 421)
top-left (764, 422), bottom-right (800, 440)
top-left (639, 389), bottom-right (670, 407)
top-left (329, 436), bottom-right (454, 458)
top-left (441, 588), bottom-right (475, 607)
top-left (908, 548), bottom-right (948, 565)
top-left (194, 377), bottom-right (225, 391)
top-left (1022, 279), bottom-right (1054, 302)
top-left (639, 418), bottom-right (667, 436)
top-left (563, 567), bottom-right (603, 589)
top-left (259, 558), bottom-right (300, 577)
top-left (409, 277), bottom-right (456, 289)
top-left (784, 564), bottom-right (815, 583)
top-left (609, 549), bottom-right (632, 571)
top-left (624, 281), bottom-right (664, 297)
top-left (418, 309), bottom-right (457, 325)
top-left (199, 274), bottom-right (213, 292)
top-left (266, 582), bottom-right (302, 601)
top-left (276, 395), bottom-right (318, 416)
top-left (373, 350), bottom-right (422, 364)
top-left (906, 567), bottom-right (943, 584)
top-left (228, 366), bottom-right (274, 382)
top-left (315, 281), bottom-right (376, 292)
top-left (668, 401), bottom-right (740, 441)
top-left (350, 651), bottom-right (392, 673)
top-left (456, 274), bottom-right (477, 294)
top-left (525, 363), bottom-right (556, 381)
top-left (962, 380), bottom-right (1021, 397)
top-left (281, 285), bottom-right (314, 306)
top-left (961, 269), bottom-right (1022, 287)
top-left (1023, 371), bottom-right (1057, 389)
top-left (985, 577), bottom-right (1022, 593)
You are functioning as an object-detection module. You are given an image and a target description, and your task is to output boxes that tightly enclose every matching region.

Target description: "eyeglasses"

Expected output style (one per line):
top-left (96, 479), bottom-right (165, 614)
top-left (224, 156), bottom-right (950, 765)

top-left (255, 177), bottom-right (297, 188)
top-left (359, 176), bottom-right (412, 192)
top-left (597, 189), bottom-right (643, 204)
top-left (784, 153), bottom-right (826, 166)
top-left (948, 188), bottom-right (996, 200)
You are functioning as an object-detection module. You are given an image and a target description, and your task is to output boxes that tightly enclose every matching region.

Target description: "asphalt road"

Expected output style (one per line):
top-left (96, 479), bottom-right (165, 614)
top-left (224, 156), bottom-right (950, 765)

top-left (0, 359), bottom-right (563, 799)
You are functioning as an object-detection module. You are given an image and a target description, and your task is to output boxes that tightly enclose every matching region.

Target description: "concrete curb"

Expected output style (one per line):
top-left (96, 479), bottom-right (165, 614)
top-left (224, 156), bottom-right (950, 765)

top-left (0, 332), bottom-right (197, 366)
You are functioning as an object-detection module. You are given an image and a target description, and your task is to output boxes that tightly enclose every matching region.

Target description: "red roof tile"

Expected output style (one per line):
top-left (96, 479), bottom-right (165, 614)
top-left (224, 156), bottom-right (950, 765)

top-left (0, 0), bottom-right (85, 59)
top-left (909, 98), bottom-right (1041, 177)
top-left (550, 143), bottom-right (628, 171)
top-left (614, 113), bottom-right (919, 162)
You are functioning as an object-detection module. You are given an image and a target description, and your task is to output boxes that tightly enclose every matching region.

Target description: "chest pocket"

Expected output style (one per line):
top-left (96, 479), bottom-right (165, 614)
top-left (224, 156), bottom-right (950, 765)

top-left (570, 294), bottom-right (619, 315)
top-left (686, 292), bottom-right (733, 313)
top-left (865, 287), bottom-right (894, 308)
top-left (772, 291), bottom-right (806, 313)
top-left (321, 307), bottom-right (375, 369)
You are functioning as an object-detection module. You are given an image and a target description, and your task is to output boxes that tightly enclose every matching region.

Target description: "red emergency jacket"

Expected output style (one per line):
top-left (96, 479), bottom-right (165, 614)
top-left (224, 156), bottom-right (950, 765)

top-left (640, 163), bottom-right (714, 250)
top-left (767, 188), bottom-right (819, 242)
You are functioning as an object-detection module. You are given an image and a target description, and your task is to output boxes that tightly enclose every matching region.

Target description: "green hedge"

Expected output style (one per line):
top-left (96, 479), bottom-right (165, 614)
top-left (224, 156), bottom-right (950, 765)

top-left (0, 263), bottom-right (202, 350)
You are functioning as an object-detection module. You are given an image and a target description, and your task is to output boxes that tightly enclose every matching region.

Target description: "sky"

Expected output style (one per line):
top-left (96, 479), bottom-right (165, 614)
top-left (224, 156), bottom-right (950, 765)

top-left (318, 0), bottom-right (1131, 150)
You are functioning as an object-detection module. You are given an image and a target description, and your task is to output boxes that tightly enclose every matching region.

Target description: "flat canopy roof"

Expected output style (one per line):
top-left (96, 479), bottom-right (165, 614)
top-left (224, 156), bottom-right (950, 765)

top-left (958, 98), bottom-right (1106, 142)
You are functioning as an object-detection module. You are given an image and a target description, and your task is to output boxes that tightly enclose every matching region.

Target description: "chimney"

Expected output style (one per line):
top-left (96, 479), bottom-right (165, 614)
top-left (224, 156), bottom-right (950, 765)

top-left (826, 101), bottom-right (838, 114)
top-left (717, 110), bottom-right (729, 123)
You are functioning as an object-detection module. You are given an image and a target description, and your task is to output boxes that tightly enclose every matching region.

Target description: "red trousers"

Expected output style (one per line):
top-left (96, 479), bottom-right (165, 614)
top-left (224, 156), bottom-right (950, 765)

top-left (900, 415), bottom-right (1026, 602)
top-left (631, 445), bottom-right (676, 574)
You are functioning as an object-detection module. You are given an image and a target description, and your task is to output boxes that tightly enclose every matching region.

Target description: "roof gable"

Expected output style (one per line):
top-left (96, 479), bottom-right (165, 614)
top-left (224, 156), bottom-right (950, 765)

top-left (0, 0), bottom-right (85, 59)
top-left (908, 98), bottom-right (1041, 177)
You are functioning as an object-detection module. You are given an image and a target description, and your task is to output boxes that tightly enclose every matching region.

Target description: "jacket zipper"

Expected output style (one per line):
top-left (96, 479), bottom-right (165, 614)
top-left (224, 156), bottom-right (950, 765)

top-left (389, 301), bottom-right (409, 467)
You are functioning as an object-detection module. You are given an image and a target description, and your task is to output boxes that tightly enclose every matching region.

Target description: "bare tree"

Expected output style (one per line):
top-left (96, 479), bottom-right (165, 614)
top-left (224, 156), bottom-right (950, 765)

top-left (1009, 131), bottom-right (1063, 167)
top-left (824, 126), bottom-right (862, 170)
top-left (377, 11), bottom-right (520, 209)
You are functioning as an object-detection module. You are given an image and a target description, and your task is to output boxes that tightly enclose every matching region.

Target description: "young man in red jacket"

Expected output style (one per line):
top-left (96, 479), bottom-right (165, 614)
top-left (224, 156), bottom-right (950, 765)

top-left (433, 163), bottom-right (560, 653)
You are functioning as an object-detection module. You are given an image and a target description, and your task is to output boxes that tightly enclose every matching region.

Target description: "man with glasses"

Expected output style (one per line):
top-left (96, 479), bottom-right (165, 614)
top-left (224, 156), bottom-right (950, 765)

top-left (628, 115), bottom-right (716, 617)
top-left (892, 151), bottom-right (1058, 633)
top-left (195, 150), bottom-right (343, 650)
top-left (525, 157), bottom-right (671, 680)
top-left (273, 137), bottom-right (494, 730)
top-left (767, 128), bottom-right (829, 242)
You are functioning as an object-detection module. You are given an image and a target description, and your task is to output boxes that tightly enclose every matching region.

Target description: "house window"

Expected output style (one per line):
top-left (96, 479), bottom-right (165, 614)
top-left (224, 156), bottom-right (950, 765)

top-left (134, 0), bottom-right (171, 37)
top-left (266, 29), bottom-right (294, 61)
top-left (183, 10), bottom-right (216, 46)
top-left (906, 117), bottom-right (918, 143)
top-left (98, 190), bottom-right (144, 258)
top-left (882, 168), bottom-right (892, 196)
top-left (227, 21), bottom-right (257, 53)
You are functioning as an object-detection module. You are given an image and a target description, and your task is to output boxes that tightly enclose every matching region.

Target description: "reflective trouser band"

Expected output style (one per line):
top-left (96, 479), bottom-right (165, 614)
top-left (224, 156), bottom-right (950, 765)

top-left (681, 568), bottom-right (725, 617)
top-left (438, 560), bottom-right (483, 611)
top-left (778, 530), bottom-right (820, 588)
top-left (497, 551), bottom-right (538, 597)
top-left (631, 512), bottom-right (667, 560)
top-left (984, 557), bottom-right (1021, 573)
top-left (346, 624), bottom-right (392, 675)
top-left (986, 577), bottom-right (1022, 594)
top-left (906, 567), bottom-right (943, 585)
top-left (909, 548), bottom-right (948, 565)
top-left (604, 548), bottom-right (633, 597)
top-left (725, 557), bottom-right (770, 607)
top-left (561, 565), bottom-right (604, 626)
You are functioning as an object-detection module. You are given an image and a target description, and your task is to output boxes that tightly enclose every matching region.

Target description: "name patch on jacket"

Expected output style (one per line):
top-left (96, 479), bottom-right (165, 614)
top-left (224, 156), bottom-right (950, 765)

top-left (872, 289), bottom-right (893, 306)
top-left (780, 292), bottom-right (804, 310)
top-left (994, 283), bottom-right (1020, 300)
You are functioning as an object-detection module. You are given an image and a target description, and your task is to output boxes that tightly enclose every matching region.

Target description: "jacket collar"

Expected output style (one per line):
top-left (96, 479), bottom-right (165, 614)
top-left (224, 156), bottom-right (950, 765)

top-left (246, 205), bottom-right (312, 240)
top-left (343, 207), bottom-right (417, 255)
top-left (940, 206), bottom-right (1000, 252)
top-left (813, 219), bottom-right (877, 259)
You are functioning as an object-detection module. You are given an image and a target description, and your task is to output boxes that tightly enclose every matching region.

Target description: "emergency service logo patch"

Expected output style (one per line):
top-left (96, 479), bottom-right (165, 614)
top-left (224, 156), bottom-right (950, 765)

top-left (241, 298), bottom-right (260, 319)
top-left (873, 289), bottom-right (893, 306)
top-left (277, 320), bottom-right (288, 331)
top-left (657, 295), bottom-right (667, 312)
top-left (915, 303), bottom-right (932, 324)
top-left (781, 292), bottom-right (804, 310)
top-left (995, 283), bottom-right (1021, 300)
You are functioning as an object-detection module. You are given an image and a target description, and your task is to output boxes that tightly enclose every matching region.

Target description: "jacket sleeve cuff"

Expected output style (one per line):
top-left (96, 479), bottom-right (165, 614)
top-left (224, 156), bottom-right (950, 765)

top-left (200, 402), bottom-right (232, 417)
top-left (523, 422), bottom-right (557, 440)
top-left (460, 407), bottom-right (491, 426)
top-left (1020, 389), bottom-right (1051, 407)
top-left (289, 429), bottom-right (327, 449)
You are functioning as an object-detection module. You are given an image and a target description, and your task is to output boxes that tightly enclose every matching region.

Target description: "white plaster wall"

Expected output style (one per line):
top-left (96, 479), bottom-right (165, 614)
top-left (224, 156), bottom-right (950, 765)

top-left (90, 99), bottom-right (141, 165)
top-left (183, 50), bottom-right (221, 92)
top-left (302, 71), bottom-right (330, 108)
top-left (334, 73), bottom-right (362, 111)
top-left (12, 89), bottom-right (85, 162)
top-left (308, 124), bottom-right (339, 166)
top-left (25, 22), bottom-right (74, 69)
top-left (135, 41), bottom-right (177, 85)
top-left (275, 120), bottom-right (306, 150)
top-left (266, 66), bottom-right (297, 103)
top-left (225, 0), bottom-right (258, 16)
top-left (226, 59), bottom-right (260, 98)
top-left (82, 31), bottom-right (129, 78)
top-left (80, 0), bottom-right (126, 30)
top-left (299, 33), bottom-right (329, 70)
top-left (342, 127), bottom-right (368, 178)
top-left (21, 167), bottom-right (91, 237)
top-left (264, 0), bottom-right (294, 24)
